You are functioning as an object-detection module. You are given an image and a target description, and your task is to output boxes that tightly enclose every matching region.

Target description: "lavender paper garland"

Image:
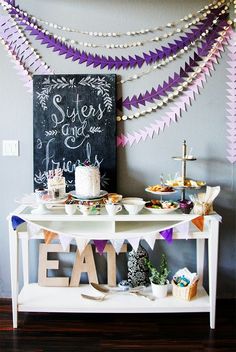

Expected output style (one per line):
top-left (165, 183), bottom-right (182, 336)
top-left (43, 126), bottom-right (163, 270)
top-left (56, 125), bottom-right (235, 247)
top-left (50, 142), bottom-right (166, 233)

top-left (0, 14), bottom-right (51, 75)
top-left (226, 29), bottom-right (236, 164)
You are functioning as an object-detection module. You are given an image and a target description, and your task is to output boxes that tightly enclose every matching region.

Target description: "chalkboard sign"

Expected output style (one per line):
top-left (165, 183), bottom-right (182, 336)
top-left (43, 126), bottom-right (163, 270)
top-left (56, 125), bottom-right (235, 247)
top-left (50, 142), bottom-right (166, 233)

top-left (33, 74), bottom-right (116, 192)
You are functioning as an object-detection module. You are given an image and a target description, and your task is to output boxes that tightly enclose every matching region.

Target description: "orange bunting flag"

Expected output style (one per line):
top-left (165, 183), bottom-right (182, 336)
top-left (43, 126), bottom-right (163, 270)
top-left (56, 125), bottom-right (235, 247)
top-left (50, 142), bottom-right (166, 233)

top-left (43, 230), bottom-right (57, 244)
top-left (192, 216), bottom-right (204, 232)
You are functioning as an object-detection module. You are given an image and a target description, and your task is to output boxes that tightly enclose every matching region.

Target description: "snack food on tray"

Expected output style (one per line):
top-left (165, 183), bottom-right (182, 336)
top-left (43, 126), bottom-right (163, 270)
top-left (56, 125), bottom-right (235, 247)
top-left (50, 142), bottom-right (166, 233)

top-left (146, 184), bottom-right (174, 192)
top-left (165, 178), bottom-right (205, 188)
top-left (75, 165), bottom-right (100, 197)
top-left (145, 199), bottom-right (178, 209)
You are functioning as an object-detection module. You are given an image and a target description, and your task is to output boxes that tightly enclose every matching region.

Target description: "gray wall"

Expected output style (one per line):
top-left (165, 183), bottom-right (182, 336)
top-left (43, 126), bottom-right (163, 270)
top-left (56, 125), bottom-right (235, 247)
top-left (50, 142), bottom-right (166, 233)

top-left (0, 0), bottom-right (235, 298)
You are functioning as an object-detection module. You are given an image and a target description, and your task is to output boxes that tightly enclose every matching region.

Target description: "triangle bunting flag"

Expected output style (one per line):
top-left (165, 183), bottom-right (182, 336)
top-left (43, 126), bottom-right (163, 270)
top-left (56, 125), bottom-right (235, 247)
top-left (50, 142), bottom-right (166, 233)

top-left (192, 216), bottom-right (204, 231)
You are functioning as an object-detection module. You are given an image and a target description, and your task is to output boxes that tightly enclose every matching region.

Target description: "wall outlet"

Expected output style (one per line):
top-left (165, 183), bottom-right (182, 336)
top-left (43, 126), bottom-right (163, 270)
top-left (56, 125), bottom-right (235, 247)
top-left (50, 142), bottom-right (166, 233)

top-left (2, 140), bottom-right (19, 156)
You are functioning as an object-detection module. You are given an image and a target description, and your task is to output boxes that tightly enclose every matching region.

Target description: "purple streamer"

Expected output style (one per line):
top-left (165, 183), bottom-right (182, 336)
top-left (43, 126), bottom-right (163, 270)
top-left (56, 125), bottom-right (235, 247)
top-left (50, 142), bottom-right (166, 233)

top-left (6, 3), bottom-right (226, 70)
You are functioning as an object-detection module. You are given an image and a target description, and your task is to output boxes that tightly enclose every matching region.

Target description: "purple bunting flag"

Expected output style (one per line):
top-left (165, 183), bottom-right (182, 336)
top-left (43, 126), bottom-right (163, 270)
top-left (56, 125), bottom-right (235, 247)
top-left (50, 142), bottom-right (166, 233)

top-left (159, 228), bottom-right (173, 244)
top-left (93, 240), bottom-right (107, 255)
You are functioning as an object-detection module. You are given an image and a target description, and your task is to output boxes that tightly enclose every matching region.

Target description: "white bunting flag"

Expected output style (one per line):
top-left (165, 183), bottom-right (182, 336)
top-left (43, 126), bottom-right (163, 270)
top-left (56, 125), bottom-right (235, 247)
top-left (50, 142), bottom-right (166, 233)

top-left (145, 234), bottom-right (156, 250)
top-left (75, 238), bottom-right (89, 254)
top-left (128, 237), bottom-right (141, 252)
top-left (58, 233), bottom-right (72, 251)
top-left (110, 239), bottom-right (124, 254)
top-left (175, 221), bottom-right (190, 240)
top-left (27, 222), bottom-right (41, 238)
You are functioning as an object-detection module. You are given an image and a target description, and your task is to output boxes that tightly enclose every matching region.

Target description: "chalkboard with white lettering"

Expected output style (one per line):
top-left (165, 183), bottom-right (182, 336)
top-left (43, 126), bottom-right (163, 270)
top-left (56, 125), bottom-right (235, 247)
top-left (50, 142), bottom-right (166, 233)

top-left (33, 74), bottom-right (116, 192)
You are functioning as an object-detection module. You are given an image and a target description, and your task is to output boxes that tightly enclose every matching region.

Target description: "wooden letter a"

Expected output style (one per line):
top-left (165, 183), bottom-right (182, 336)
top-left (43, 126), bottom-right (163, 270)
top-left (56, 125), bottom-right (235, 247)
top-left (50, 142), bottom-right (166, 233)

top-left (70, 244), bottom-right (98, 286)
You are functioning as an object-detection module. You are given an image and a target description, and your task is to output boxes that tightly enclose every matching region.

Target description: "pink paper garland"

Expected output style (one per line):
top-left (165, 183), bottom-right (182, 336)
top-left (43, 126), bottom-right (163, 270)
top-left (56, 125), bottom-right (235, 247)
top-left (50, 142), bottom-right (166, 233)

top-left (226, 29), bottom-right (236, 164)
top-left (0, 37), bottom-right (33, 92)
top-left (117, 28), bottom-right (230, 147)
top-left (0, 14), bottom-right (53, 93)
top-left (0, 15), bottom-right (32, 91)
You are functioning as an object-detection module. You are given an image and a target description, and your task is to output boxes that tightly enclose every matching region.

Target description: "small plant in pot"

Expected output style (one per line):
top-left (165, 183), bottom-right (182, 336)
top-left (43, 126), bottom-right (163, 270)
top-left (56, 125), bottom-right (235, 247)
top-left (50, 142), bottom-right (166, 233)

top-left (145, 254), bottom-right (170, 298)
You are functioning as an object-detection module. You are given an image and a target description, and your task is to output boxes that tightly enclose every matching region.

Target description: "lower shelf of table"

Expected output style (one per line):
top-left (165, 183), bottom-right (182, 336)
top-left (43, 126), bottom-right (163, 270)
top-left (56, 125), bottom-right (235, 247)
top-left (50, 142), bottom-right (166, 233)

top-left (17, 284), bottom-right (210, 314)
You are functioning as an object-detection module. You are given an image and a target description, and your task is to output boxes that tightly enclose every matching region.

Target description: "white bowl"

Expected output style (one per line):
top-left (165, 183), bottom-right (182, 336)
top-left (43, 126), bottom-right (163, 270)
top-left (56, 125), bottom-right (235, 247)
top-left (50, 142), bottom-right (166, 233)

top-left (123, 200), bottom-right (146, 215)
top-left (122, 197), bottom-right (143, 202)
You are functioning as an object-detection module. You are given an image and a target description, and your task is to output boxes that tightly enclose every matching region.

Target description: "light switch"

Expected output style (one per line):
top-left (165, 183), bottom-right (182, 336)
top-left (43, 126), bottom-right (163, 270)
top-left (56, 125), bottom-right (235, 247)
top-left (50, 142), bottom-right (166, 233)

top-left (2, 140), bottom-right (19, 156)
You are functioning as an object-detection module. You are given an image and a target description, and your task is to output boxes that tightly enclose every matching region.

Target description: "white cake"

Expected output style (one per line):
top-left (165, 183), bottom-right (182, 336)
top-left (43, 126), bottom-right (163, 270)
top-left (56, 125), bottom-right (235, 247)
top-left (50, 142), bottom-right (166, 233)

top-left (47, 169), bottom-right (66, 199)
top-left (75, 165), bottom-right (100, 198)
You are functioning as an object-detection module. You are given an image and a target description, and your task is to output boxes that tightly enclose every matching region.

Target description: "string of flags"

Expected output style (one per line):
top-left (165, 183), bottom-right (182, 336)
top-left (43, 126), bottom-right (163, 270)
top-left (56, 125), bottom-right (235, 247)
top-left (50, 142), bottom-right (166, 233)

top-left (11, 214), bottom-right (210, 255)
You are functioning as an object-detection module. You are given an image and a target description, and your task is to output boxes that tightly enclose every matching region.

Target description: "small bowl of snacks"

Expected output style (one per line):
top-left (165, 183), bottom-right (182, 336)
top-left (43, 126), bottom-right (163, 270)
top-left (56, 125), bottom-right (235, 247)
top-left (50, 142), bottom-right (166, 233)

top-left (107, 193), bottom-right (123, 204)
top-left (145, 200), bottom-right (179, 214)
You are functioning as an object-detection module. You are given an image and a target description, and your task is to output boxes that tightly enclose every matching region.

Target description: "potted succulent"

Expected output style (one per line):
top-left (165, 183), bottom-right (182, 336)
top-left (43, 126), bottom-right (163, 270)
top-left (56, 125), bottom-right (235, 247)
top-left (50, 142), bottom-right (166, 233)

top-left (145, 254), bottom-right (170, 298)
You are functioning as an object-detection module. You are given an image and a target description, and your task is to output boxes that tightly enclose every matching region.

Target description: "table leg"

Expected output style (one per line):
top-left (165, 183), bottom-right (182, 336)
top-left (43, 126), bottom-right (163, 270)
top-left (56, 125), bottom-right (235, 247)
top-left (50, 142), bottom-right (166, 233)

top-left (208, 219), bottom-right (219, 329)
top-left (9, 225), bottom-right (18, 329)
top-left (196, 239), bottom-right (205, 287)
top-left (21, 235), bottom-right (29, 285)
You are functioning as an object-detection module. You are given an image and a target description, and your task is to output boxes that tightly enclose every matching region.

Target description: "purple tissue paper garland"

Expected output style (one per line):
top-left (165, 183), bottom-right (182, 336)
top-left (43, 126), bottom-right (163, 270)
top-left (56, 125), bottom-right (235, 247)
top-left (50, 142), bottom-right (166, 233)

top-left (116, 26), bottom-right (230, 147)
top-left (0, 12), bottom-right (228, 120)
top-left (6, 3), bottom-right (227, 71)
top-left (118, 20), bottom-right (227, 111)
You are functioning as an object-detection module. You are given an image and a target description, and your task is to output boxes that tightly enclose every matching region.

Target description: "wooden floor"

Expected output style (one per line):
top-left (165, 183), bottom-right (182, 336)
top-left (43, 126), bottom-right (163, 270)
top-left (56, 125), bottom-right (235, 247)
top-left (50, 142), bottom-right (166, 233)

top-left (0, 299), bottom-right (235, 352)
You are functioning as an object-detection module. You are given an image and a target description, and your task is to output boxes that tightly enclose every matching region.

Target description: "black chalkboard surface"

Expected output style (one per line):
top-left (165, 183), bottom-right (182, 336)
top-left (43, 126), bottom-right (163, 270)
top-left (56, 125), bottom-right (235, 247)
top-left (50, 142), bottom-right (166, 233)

top-left (33, 74), bottom-right (116, 192)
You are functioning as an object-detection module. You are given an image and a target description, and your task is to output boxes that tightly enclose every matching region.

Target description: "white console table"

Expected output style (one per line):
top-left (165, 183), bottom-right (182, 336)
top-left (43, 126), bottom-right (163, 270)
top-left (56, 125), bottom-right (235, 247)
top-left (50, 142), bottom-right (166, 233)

top-left (8, 204), bottom-right (220, 329)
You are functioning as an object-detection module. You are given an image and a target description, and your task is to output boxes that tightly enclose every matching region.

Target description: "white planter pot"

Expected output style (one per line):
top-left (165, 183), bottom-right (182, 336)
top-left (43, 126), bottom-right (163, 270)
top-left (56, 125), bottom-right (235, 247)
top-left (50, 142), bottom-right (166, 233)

top-left (151, 281), bottom-right (168, 298)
